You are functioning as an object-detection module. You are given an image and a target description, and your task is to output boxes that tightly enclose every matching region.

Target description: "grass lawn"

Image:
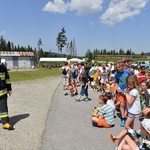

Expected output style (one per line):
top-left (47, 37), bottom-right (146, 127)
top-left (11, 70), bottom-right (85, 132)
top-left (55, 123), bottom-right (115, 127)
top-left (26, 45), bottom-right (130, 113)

top-left (95, 57), bottom-right (149, 62)
top-left (9, 68), bottom-right (61, 82)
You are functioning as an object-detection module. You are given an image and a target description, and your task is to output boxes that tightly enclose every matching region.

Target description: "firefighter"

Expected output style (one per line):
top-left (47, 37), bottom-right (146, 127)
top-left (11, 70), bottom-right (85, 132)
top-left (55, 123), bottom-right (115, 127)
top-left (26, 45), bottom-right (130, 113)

top-left (0, 58), bottom-right (14, 130)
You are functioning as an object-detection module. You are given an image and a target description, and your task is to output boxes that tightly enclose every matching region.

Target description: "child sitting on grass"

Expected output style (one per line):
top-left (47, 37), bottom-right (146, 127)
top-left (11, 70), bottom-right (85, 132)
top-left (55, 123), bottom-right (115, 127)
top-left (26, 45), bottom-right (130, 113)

top-left (92, 95), bottom-right (114, 128)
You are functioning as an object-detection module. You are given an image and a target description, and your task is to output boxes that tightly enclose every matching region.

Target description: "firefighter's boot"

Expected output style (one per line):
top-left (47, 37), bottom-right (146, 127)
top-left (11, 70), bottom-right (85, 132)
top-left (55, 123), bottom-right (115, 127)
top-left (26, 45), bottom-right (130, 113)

top-left (3, 123), bottom-right (14, 130)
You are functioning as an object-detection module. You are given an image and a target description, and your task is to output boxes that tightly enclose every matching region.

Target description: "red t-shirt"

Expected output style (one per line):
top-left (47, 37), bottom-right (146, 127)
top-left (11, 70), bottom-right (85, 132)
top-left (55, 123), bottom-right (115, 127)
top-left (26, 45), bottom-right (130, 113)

top-left (138, 72), bottom-right (146, 84)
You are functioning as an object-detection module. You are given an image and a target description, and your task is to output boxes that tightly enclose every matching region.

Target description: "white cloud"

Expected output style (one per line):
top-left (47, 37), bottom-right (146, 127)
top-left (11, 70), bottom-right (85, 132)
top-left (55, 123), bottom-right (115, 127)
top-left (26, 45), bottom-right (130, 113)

top-left (100, 0), bottom-right (149, 26)
top-left (42, 0), bottom-right (104, 15)
top-left (0, 30), bottom-right (6, 36)
top-left (42, 0), bottom-right (69, 14)
top-left (42, 0), bottom-right (149, 26)
top-left (69, 0), bottom-right (104, 16)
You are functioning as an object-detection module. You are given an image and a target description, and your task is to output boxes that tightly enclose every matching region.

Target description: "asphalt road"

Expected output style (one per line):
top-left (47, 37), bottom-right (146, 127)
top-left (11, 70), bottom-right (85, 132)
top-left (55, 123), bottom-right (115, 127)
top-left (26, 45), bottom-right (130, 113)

top-left (41, 84), bottom-right (140, 150)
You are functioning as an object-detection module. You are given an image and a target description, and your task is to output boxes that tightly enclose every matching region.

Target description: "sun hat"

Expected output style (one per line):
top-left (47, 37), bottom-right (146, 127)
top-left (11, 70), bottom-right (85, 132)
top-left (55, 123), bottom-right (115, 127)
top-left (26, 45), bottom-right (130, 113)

top-left (141, 118), bottom-right (150, 134)
top-left (102, 63), bottom-right (106, 67)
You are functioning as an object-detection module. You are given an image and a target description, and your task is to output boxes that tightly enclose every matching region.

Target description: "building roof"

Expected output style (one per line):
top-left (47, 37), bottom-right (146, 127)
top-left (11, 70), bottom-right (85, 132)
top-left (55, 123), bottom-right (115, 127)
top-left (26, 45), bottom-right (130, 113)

top-left (39, 57), bottom-right (67, 62)
top-left (0, 51), bottom-right (34, 56)
top-left (67, 58), bottom-right (85, 62)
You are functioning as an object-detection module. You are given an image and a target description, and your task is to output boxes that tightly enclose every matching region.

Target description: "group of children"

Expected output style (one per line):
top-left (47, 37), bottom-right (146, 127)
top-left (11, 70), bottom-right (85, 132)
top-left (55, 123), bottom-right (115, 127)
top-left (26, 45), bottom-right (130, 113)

top-left (60, 61), bottom-right (150, 149)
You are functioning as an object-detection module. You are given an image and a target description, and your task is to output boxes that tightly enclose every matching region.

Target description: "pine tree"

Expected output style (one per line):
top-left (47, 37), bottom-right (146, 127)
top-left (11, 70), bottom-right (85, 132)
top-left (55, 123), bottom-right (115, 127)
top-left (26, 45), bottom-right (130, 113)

top-left (56, 27), bottom-right (67, 56)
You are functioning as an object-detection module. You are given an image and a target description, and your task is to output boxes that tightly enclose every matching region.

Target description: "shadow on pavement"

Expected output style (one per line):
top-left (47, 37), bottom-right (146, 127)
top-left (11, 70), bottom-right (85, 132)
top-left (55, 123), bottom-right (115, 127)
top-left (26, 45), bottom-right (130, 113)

top-left (10, 113), bottom-right (30, 125)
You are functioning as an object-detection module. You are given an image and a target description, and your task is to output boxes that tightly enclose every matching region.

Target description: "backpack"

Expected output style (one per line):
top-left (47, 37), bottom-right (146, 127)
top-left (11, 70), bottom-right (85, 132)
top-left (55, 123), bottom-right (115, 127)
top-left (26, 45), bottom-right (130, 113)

top-left (62, 68), bottom-right (67, 75)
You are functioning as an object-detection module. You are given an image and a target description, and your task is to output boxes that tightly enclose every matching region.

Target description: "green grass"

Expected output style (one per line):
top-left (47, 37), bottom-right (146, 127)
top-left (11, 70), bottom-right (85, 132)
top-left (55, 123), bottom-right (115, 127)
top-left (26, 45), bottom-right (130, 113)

top-left (95, 58), bottom-right (121, 61)
top-left (95, 57), bottom-right (149, 62)
top-left (9, 68), bottom-right (61, 82)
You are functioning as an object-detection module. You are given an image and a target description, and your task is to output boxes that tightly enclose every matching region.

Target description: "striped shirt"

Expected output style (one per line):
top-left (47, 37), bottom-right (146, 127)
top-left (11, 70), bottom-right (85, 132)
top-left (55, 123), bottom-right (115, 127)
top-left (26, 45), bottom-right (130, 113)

top-left (98, 104), bottom-right (114, 125)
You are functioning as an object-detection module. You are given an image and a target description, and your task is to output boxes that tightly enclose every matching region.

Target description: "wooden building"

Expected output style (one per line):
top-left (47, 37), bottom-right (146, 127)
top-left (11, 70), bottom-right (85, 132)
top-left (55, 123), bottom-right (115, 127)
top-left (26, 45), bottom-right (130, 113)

top-left (0, 51), bottom-right (34, 69)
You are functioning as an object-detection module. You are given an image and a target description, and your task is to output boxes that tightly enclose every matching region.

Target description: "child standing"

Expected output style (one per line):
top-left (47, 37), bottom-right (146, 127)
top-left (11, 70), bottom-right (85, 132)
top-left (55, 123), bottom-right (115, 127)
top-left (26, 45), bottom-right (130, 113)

top-left (109, 74), bottom-right (117, 100)
top-left (137, 66), bottom-right (147, 85)
top-left (115, 62), bottom-right (130, 127)
top-left (92, 95), bottom-right (114, 128)
top-left (124, 75), bottom-right (141, 134)
top-left (99, 63), bottom-right (109, 93)
top-left (93, 67), bottom-right (99, 92)
top-left (75, 72), bottom-right (89, 102)
top-left (140, 81), bottom-right (148, 110)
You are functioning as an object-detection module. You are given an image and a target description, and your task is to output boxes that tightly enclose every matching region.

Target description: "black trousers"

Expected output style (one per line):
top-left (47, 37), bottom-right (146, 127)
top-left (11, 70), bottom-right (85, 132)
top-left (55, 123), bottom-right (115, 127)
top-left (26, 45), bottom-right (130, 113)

top-left (0, 96), bottom-right (9, 124)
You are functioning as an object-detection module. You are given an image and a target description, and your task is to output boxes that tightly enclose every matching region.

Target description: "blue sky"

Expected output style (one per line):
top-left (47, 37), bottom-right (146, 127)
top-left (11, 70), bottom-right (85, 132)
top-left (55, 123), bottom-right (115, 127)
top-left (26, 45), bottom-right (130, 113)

top-left (0, 0), bottom-right (150, 56)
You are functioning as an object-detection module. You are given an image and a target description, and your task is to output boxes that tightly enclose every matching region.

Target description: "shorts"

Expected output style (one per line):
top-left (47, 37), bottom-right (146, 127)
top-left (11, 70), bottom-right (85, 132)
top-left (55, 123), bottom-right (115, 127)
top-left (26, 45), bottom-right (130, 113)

top-left (97, 116), bottom-right (112, 128)
top-left (128, 112), bottom-right (139, 119)
top-left (62, 76), bottom-right (69, 86)
top-left (100, 78), bottom-right (108, 84)
top-left (80, 88), bottom-right (88, 97)
top-left (71, 73), bottom-right (78, 79)
top-left (117, 92), bottom-right (126, 103)
top-left (89, 77), bottom-right (93, 83)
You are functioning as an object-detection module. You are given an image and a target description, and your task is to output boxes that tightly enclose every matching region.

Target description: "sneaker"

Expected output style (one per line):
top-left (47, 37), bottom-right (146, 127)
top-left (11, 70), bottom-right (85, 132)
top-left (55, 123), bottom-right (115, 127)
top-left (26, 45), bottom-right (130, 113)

top-left (64, 93), bottom-right (68, 96)
top-left (92, 122), bottom-right (97, 127)
top-left (3, 123), bottom-right (14, 130)
top-left (84, 98), bottom-right (89, 102)
top-left (93, 90), bottom-right (97, 92)
top-left (120, 119), bottom-right (125, 127)
top-left (75, 97), bottom-right (80, 102)
top-left (71, 93), bottom-right (74, 97)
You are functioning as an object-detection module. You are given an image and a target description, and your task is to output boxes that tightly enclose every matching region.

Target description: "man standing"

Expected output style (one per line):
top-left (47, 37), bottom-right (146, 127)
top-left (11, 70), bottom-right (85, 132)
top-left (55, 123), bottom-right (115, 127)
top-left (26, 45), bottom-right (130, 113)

top-left (0, 58), bottom-right (14, 130)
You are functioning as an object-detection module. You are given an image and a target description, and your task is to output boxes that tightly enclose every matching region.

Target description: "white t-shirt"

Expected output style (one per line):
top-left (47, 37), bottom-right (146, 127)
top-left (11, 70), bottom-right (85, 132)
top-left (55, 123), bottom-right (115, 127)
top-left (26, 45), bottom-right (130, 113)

top-left (148, 89), bottom-right (150, 95)
top-left (126, 88), bottom-right (141, 114)
top-left (134, 69), bottom-right (139, 76)
top-left (99, 67), bottom-right (109, 82)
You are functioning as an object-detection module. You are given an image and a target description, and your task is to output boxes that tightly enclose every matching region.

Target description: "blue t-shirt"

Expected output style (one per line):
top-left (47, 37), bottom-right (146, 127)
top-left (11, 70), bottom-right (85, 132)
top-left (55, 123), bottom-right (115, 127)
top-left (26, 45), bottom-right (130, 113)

top-left (115, 70), bottom-right (130, 91)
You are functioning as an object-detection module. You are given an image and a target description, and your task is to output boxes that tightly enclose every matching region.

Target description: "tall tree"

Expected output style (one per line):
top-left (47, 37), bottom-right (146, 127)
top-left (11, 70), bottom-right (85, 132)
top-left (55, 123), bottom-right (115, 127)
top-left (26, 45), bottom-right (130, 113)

top-left (56, 27), bottom-right (67, 55)
top-left (37, 38), bottom-right (43, 64)
top-left (72, 38), bottom-right (77, 56)
top-left (141, 51), bottom-right (144, 56)
top-left (6, 41), bottom-right (11, 51)
top-left (85, 49), bottom-right (93, 62)
top-left (69, 40), bottom-right (73, 57)
top-left (66, 42), bottom-right (69, 55)
top-left (0, 36), bottom-right (7, 51)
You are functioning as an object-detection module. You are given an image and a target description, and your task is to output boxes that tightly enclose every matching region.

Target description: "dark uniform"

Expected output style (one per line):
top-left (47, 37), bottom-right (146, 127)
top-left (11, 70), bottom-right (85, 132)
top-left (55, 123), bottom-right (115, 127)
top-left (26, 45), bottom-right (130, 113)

top-left (0, 62), bottom-right (13, 130)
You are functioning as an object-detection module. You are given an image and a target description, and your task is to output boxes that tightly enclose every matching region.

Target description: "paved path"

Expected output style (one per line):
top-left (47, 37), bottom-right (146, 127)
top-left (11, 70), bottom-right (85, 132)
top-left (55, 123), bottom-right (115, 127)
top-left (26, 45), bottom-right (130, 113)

top-left (0, 77), bottom-right (61, 150)
top-left (41, 84), bottom-right (140, 150)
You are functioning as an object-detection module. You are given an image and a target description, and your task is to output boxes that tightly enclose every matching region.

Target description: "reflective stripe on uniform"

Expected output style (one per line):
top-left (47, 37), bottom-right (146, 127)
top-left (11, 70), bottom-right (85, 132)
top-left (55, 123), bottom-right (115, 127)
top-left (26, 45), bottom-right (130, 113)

top-left (0, 114), bottom-right (9, 118)
top-left (0, 74), bottom-right (5, 80)
top-left (6, 82), bottom-right (11, 84)
top-left (6, 79), bottom-right (11, 84)
top-left (0, 89), bottom-right (7, 96)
